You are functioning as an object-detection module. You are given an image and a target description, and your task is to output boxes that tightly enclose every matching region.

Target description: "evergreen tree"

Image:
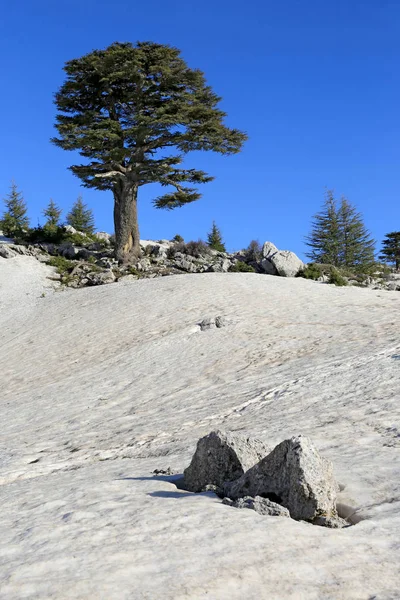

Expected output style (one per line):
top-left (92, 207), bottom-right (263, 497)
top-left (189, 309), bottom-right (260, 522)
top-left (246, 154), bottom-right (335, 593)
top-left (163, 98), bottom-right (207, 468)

top-left (43, 199), bottom-right (62, 229)
top-left (379, 232), bottom-right (400, 270)
top-left (305, 190), bottom-right (341, 265)
top-left (338, 197), bottom-right (375, 270)
top-left (66, 196), bottom-right (95, 234)
top-left (207, 221), bottom-right (226, 252)
top-left (306, 191), bottom-right (375, 271)
top-left (0, 182), bottom-right (29, 236)
top-left (52, 42), bottom-right (246, 262)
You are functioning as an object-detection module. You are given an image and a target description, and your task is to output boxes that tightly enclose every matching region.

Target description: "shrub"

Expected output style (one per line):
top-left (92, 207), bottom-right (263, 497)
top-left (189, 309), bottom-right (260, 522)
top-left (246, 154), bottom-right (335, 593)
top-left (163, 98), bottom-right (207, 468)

top-left (296, 263), bottom-right (324, 280)
top-left (230, 261), bottom-right (255, 273)
top-left (25, 226), bottom-right (96, 246)
top-left (185, 240), bottom-right (211, 257)
top-left (297, 262), bottom-right (348, 286)
top-left (244, 239), bottom-right (262, 262)
top-left (172, 234), bottom-right (184, 243)
top-left (47, 255), bottom-right (75, 276)
top-left (328, 267), bottom-right (348, 286)
top-left (168, 239), bottom-right (211, 259)
top-left (25, 225), bottom-right (64, 244)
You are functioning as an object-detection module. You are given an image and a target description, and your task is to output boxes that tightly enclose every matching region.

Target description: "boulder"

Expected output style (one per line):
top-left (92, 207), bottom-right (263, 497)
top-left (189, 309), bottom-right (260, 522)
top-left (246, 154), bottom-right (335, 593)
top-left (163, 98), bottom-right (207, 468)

top-left (174, 257), bottom-right (197, 273)
top-left (225, 436), bottom-right (338, 521)
top-left (64, 225), bottom-right (78, 235)
top-left (208, 258), bottom-right (232, 273)
top-left (222, 496), bottom-right (290, 517)
top-left (0, 245), bottom-right (17, 259)
top-left (59, 243), bottom-right (81, 259)
top-left (260, 258), bottom-right (279, 275)
top-left (94, 232), bottom-right (111, 245)
top-left (0, 244), bottom-right (38, 259)
top-left (85, 270), bottom-right (116, 286)
top-left (260, 241), bottom-right (304, 277)
top-left (270, 250), bottom-right (304, 277)
top-left (137, 258), bottom-right (152, 272)
top-left (183, 430), bottom-right (269, 493)
top-left (140, 240), bottom-right (171, 259)
top-left (262, 241), bottom-right (279, 258)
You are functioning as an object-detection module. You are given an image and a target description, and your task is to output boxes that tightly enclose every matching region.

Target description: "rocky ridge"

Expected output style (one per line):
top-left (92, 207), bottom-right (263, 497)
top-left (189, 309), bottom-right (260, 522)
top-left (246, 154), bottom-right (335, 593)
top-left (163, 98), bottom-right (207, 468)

top-left (1, 229), bottom-right (399, 291)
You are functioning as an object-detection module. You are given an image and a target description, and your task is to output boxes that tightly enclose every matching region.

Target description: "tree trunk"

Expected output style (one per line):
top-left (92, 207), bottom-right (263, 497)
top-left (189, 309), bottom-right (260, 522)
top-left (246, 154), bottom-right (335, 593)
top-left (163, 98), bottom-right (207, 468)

top-left (113, 182), bottom-right (141, 263)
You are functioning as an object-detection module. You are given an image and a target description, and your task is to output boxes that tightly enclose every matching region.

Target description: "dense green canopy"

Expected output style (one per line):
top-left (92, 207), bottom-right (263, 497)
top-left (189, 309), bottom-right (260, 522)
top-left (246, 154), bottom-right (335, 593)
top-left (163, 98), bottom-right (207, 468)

top-left (52, 42), bottom-right (247, 261)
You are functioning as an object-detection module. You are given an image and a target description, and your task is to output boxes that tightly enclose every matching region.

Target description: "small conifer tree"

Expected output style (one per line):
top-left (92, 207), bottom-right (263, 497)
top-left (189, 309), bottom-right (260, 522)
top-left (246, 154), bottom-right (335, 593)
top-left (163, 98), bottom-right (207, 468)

top-left (43, 199), bottom-right (62, 229)
top-left (0, 182), bottom-right (29, 236)
top-left (207, 221), bottom-right (226, 252)
top-left (306, 190), bottom-right (341, 265)
top-left (379, 232), bottom-right (400, 270)
top-left (66, 196), bottom-right (95, 234)
top-left (338, 198), bottom-right (375, 270)
top-left (306, 191), bottom-right (375, 271)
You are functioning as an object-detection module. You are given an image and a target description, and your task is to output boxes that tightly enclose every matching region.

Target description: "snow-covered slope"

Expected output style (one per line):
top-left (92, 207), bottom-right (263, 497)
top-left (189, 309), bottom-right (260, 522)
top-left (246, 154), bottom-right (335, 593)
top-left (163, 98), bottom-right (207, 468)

top-left (1, 256), bottom-right (399, 599)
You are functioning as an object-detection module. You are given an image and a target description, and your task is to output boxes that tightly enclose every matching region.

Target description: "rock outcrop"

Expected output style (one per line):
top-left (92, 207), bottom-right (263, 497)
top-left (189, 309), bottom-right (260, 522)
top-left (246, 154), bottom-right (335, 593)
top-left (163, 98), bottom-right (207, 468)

top-left (183, 430), bottom-right (270, 493)
top-left (2, 231), bottom-right (398, 292)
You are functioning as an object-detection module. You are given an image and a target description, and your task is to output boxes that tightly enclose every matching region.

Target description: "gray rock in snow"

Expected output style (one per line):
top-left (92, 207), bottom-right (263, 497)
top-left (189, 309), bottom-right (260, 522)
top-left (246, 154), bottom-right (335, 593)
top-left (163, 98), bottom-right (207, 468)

top-left (199, 316), bottom-right (226, 330)
top-left (222, 496), bottom-right (290, 517)
top-left (225, 435), bottom-right (338, 521)
top-left (183, 430), bottom-right (270, 493)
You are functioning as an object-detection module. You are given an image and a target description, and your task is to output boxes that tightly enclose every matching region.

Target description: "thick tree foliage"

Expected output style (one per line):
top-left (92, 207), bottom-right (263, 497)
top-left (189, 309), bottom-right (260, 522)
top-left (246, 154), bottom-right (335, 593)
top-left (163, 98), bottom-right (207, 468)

top-left (306, 191), bottom-right (375, 271)
top-left (380, 232), bottom-right (400, 270)
top-left (66, 196), bottom-right (95, 234)
top-left (52, 42), bottom-right (247, 262)
top-left (338, 199), bottom-right (375, 270)
top-left (207, 221), bottom-right (226, 252)
top-left (306, 190), bottom-right (341, 266)
top-left (0, 182), bottom-right (29, 237)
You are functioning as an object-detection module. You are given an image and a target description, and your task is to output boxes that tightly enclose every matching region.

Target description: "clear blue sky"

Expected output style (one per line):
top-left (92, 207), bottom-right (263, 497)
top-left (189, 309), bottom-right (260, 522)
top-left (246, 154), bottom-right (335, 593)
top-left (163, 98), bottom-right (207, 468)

top-left (0, 0), bottom-right (399, 258)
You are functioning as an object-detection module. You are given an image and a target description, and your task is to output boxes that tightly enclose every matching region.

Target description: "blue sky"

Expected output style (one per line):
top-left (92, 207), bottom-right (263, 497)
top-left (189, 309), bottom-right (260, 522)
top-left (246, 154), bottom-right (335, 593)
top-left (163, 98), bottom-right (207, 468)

top-left (0, 0), bottom-right (399, 258)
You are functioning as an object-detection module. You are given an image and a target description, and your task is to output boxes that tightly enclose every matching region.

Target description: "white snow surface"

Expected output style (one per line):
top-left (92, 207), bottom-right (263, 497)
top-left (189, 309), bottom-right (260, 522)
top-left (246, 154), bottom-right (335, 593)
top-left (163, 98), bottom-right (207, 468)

top-left (1, 255), bottom-right (399, 599)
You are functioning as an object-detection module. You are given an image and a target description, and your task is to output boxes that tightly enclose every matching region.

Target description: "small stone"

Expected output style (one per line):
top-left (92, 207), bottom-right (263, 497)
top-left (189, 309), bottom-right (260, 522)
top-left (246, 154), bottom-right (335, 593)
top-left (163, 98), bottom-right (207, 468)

top-left (312, 515), bottom-right (348, 528)
top-left (199, 317), bottom-right (215, 331)
top-left (223, 496), bottom-right (290, 517)
top-left (215, 316), bottom-right (226, 328)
